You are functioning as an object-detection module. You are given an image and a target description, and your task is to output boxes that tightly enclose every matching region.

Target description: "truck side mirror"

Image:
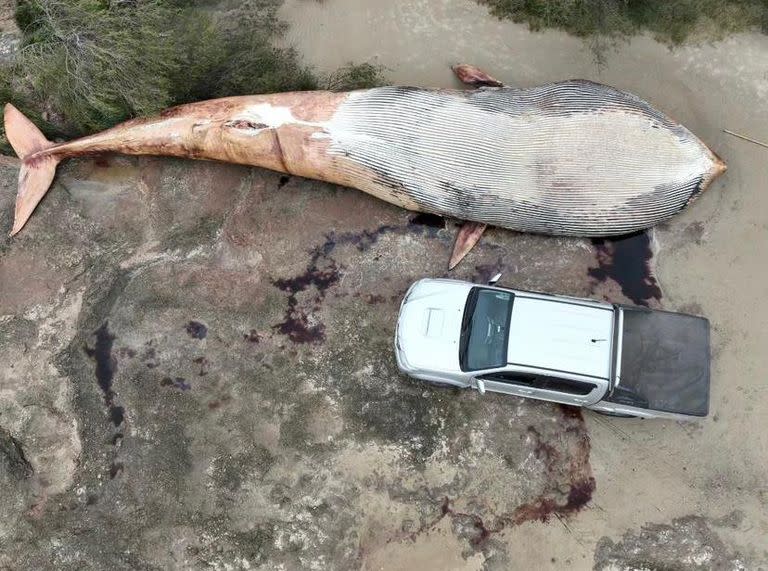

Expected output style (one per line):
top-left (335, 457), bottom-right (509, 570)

top-left (476, 379), bottom-right (486, 395)
top-left (488, 273), bottom-right (502, 286)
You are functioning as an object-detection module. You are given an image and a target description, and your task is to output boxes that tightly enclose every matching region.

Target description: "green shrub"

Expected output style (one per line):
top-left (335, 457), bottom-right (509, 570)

top-left (478, 0), bottom-right (631, 38)
top-left (478, 0), bottom-right (768, 44)
top-left (13, 0), bottom-right (180, 132)
top-left (1, 0), bottom-right (386, 156)
top-left (323, 62), bottom-right (387, 92)
top-left (167, 0), bottom-right (319, 102)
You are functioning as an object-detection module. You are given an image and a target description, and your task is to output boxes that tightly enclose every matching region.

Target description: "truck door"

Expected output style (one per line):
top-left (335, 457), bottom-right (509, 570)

top-left (475, 372), bottom-right (539, 399)
top-left (531, 374), bottom-right (605, 406)
top-left (476, 372), bottom-right (604, 406)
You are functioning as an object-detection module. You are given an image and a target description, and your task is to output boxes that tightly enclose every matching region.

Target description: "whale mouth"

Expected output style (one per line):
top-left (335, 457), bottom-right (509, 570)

top-left (686, 151), bottom-right (727, 206)
top-left (707, 145), bottom-right (728, 177)
top-left (712, 153), bottom-right (728, 176)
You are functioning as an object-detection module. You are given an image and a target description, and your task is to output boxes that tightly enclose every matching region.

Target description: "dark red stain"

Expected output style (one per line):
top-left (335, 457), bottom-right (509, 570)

top-left (509, 473), bottom-right (596, 524)
top-left (565, 479), bottom-right (595, 511)
top-left (589, 231), bottom-right (661, 306)
top-left (109, 462), bottom-right (123, 479)
top-left (398, 405), bottom-right (595, 549)
top-left (271, 231), bottom-right (348, 344)
top-left (272, 260), bottom-right (340, 344)
top-left (510, 406), bottom-right (595, 526)
top-left (439, 498), bottom-right (496, 546)
top-left (473, 257), bottom-right (505, 284)
top-left (160, 377), bottom-right (191, 391)
top-left (193, 356), bottom-right (209, 376)
top-left (408, 213), bottom-right (445, 238)
top-left (207, 395), bottom-right (231, 410)
top-left (273, 310), bottom-right (327, 344)
top-left (322, 218), bottom-right (446, 255)
top-left (273, 261), bottom-right (341, 295)
top-left (320, 226), bottom-right (398, 254)
top-left (558, 403), bottom-right (583, 420)
top-left (143, 345), bottom-right (158, 368)
top-left (185, 321), bottom-right (208, 339)
top-left (243, 329), bottom-right (261, 343)
top-left (353, 293), bottom-right (386, 305)
top-left (84, 321), bottom-right (125, 428)
top-left (270, 220), bottom-right (447, 344)
top-left (109, 406), bottom-right (125, 426)
top-left (528, 426), bottom-right (559, 467)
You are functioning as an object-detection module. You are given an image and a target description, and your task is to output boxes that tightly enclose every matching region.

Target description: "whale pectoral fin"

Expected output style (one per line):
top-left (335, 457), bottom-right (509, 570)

top-left (449, 222), bottom-right (487, 270)
top-left (451, 64), bottom-right (504, 87)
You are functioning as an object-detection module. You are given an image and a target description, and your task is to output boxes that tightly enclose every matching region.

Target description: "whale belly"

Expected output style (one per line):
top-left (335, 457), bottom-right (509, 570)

top-left (322, 82), bottom-right (721, 235)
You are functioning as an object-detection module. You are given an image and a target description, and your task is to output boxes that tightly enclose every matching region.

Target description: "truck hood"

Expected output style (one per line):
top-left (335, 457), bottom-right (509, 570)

top-left (396, 280), bottom-right (473, 372)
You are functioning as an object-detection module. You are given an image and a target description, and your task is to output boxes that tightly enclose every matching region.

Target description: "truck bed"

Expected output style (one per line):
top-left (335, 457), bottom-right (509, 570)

top-left (605, 306), bottom-right (710, 417)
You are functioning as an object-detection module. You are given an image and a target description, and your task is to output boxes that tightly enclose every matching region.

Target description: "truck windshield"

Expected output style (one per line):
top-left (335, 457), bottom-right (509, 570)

top-left (459, 288), bottom-right (514, 371)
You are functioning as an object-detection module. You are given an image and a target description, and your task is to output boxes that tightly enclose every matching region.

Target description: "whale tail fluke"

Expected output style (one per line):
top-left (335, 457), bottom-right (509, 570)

top-left (4, 103), bottom-right (60, 236)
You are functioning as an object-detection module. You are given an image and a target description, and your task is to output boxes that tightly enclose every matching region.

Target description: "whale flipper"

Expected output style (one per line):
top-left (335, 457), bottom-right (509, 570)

top-left (449, 221), bottom-right (487, 269)
top-left (451, 64), bottom-right (504, 87)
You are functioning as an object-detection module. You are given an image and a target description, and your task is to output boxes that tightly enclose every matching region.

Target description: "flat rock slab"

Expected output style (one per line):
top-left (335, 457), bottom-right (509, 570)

top-left (0, 155), bottom-right (653, 569)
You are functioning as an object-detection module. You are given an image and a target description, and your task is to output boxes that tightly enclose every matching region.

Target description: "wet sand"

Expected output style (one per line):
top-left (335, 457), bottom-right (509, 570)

top-left (281, 0), bottom-right (768, 567)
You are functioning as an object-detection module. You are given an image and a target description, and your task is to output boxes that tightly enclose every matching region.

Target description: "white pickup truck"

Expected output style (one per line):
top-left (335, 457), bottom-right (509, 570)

top-left (394, 278), bottom-right (710, 420)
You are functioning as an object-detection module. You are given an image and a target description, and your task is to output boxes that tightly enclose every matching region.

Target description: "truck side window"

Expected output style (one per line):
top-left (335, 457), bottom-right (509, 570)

top-left (534, 376), bottom-right (596, 396)
top-left (477, 372), bottom-right (536, 385)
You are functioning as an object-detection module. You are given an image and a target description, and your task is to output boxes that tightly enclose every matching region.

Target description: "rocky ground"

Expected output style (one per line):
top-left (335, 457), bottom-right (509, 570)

top-left (0, 154), bottom-right (655, 570)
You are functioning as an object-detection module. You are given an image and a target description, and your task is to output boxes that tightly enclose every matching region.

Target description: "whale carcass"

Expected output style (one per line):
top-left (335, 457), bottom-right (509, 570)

top-left (3, 65), bottom-right (726, 267)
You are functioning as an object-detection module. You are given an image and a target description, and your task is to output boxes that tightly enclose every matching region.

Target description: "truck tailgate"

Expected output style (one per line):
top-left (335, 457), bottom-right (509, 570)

top-left (607, 306), bottom-right (710, 417)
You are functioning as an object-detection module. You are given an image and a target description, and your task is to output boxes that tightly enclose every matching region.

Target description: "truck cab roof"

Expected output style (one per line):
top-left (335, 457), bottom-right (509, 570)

top-left (507, 295), bottom-right (615, 380)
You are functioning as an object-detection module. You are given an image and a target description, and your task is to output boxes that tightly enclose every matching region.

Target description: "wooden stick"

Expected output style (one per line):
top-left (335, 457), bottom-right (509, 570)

top-left (723, 129), bottom-right (768, 149)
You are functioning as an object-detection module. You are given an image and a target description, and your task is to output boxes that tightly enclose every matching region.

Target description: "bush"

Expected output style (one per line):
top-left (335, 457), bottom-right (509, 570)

top-left (478, 0), bottom-right (768, 44)
top-left (13, 0), bottom-right (179, 132)
top-left (168, 0), bottom-right (320, 102)
top-left (323, 62), bottom-right (388, 92)
top-left (0, 0), bottom-right (386, 155)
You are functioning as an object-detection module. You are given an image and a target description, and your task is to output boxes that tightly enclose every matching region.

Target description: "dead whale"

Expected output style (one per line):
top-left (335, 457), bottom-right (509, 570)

top-left (3, 65), bottom-right (726, 267)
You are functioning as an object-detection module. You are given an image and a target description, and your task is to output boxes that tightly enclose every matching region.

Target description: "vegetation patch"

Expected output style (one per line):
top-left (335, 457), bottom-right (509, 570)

top-left (323, 61), bottom-right (388, 92)
top-left (0, 0), bottom-right (386, 154)
top-left (478, 0), bottom-right (768, 44)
